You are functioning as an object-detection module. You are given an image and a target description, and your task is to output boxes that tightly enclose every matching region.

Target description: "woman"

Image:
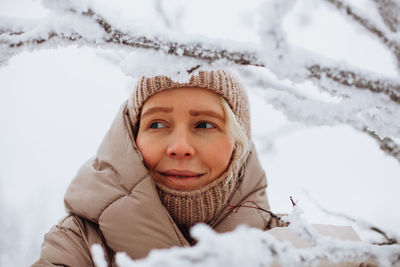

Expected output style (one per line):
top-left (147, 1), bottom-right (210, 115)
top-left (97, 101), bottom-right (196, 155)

top-left (33, 70), bottom-right (280, 266)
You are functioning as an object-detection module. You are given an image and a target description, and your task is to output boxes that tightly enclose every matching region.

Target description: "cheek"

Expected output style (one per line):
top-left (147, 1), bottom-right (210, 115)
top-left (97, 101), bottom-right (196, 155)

top-left (201, 136), bottom-right (234, 173)
top-left (136, 134), bottom-right (162, 170)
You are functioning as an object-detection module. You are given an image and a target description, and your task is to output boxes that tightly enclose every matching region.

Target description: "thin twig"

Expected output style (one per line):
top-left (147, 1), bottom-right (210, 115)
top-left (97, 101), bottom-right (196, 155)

top-left (373, 0), bottom-right (400, 33)
top-left (304, 191), bottom-right (399, 246)
top-left (308, 65), bottom-right (400, 104)
top-left (290, 196), bottom-right (297, 207)
top-left (323, 0), bottom-right (400, 66)
top-left (227, 200), bottom-right (281, 219)
top-left (363, 128), bottom-right (400, 163)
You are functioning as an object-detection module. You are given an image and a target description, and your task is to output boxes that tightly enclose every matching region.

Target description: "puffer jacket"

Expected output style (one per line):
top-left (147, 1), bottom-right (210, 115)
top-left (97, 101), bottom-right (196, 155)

top-left (32, 101), bottom-right (273, 266)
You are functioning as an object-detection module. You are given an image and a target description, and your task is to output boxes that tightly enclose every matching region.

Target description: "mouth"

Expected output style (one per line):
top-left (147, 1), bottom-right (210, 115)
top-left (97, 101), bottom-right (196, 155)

top-left (158, 169), bottom-right (205, 179)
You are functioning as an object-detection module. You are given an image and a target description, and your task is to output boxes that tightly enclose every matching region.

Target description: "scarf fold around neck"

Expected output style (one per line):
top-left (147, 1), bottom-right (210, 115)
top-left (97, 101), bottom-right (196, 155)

top-left (156, 172), bottom-right (235, 233)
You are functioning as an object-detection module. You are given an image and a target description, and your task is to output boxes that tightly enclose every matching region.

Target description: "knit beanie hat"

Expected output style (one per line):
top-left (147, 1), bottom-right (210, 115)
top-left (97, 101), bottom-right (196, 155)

top-left (128, 70), bottom-right (251, 138)
top-left (128, 70), bottom-right (250, 234)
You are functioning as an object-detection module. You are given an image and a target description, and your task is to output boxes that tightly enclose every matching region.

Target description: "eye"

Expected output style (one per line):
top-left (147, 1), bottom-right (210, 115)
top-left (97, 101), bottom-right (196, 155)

top-left (149, 122), bottom-right (166, 129)
top-left (195, 121), bottom-right (216, 129)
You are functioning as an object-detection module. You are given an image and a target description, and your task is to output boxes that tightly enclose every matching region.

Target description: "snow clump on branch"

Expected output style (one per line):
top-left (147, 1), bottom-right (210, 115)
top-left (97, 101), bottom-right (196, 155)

top-left (91, 206), bottom-right (400, 267)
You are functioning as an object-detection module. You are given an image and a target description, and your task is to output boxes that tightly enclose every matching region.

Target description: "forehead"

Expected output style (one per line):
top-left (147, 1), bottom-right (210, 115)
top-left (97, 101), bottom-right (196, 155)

top-left (142, 87), bottom-right (223, 111)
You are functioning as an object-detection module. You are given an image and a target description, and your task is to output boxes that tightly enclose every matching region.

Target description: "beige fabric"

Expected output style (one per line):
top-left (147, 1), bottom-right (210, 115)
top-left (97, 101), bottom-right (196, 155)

top-left (128, 70), bottom-right (251, 137)
top-left (268, 225), bottom-right (376, 267)
top-left (156, 171), bottom-right (235, 230)
top-left (33, 101), bottom-right (271, 266)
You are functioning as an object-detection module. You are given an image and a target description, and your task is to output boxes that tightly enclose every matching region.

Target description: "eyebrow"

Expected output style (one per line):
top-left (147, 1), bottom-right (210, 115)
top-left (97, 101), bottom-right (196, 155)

top-left (189, 110), bottom-right (225, 121)
top-left (141, 107), bottom-right (173, 119)
top-left (141, 107), bottom-right (224, 122)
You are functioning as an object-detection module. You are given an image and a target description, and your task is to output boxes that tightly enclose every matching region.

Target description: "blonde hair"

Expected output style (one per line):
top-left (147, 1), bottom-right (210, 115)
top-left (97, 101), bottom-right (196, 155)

top-left (220, 96), bottom-right (251, 184)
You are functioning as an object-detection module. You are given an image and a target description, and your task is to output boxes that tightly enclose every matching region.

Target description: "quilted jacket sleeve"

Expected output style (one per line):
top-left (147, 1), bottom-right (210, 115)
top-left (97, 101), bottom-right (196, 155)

top-left (32, 215), bottom-right (111, 267)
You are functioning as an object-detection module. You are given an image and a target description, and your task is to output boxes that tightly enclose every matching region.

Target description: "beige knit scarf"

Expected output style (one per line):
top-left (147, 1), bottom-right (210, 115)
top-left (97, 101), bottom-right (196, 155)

top-left (156, 172), bottom-right (235, 234)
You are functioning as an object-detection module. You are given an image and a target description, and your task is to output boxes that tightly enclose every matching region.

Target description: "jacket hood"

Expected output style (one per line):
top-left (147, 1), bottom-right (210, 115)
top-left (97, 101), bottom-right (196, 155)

top-left (64, 101), bottom-right (270, 259)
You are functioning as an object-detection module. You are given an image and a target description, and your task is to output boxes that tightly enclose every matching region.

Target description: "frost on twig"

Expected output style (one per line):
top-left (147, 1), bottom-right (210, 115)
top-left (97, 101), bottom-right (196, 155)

top-left (0, 6), bottom-right (262, 69)
top-left (322, 0), bottom-right (400, 67)
top-left (364, 128), bottom-right (400, 164)
top-left (308, 65), bottom-right (400, 104)
top-left (240, 68), bottom-right (400, 162)
top-left (373, 0), bottom-right (400, 33)
top-left (254, 0), bottom-right (400, 162)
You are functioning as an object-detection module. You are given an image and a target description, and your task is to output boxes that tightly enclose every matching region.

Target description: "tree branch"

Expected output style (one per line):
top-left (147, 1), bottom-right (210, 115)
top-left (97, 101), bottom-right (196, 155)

top-left (85, 8), bottom-right (264, 66)
top-left (305, 191), bottom-right (399, 246)
top-left (241, 68), bottom-right (400, 163)
top-left (3, 22), bottom-right (400, 110)
top-left (373, 0), bottom-right (400, 33)
top-left (0, 10), bottom-right (263, 68)
top-left (2, 8), bottom-right (400, 123)
top-left (364, 128), bottom-right (400, 164)
top-left (323, 0), bottom-right (400, 67)
top-left (308, 65), bottom-right (400, 104)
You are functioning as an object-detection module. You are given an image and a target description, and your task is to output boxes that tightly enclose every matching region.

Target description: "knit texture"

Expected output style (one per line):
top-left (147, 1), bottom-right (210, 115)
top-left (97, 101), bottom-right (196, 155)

top-left (128, 70), bottom-right (251, 138)
top-left (156, 172), bottom-right (235, 230)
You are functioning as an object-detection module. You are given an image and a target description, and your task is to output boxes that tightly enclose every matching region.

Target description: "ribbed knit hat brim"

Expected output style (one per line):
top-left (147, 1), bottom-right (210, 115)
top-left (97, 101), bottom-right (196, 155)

top-left (128, 70), bottom-right (251, 138)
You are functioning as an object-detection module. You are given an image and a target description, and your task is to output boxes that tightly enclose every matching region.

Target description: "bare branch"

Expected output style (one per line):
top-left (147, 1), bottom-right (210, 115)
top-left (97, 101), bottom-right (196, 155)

top-left (308, 65), bottom-right (400, 104)
top-left (373, 0), bottom-right (400, 33)
top-left (323, 0), bottom-right (400, 66)
top-left (304, 191), bottom-right (399, 246)
top-left (364, 128), bottom-right (400, 164)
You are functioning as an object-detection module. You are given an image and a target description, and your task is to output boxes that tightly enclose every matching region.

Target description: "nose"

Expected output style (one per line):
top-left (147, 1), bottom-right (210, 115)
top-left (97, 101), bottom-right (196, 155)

top-left (166, 128), bottom-right (195, 159)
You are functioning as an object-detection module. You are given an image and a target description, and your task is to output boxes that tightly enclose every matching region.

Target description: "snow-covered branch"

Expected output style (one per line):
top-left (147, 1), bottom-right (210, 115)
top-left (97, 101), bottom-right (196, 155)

top-left (308, 65), bottom-right (400, 104)
top-left (0, 8), bottom-right (262, 69)
top-left (79, 8), bottom-right (263, 67)
top-left (240, 68), bottom-right (400, 162)
top-left (91, 207), bottom-right (400, 266)
top-left (1, 3), bottom-right (399, 101)
top-left (323, 0), bottom-right (400, 67)
top-left (365, 128), bottom-right (400, 165)
top-left (373, 0), bottom-right (400, 33)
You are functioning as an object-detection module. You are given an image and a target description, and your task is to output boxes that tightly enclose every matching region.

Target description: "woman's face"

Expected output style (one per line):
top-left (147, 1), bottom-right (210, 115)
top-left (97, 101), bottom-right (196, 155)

top-left (136, 87), bottom-right (234, 190)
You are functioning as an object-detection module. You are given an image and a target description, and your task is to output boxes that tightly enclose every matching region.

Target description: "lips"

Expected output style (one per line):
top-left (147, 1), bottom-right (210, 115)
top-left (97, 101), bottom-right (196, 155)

top-left (159, 169), bottom-right (204, 178)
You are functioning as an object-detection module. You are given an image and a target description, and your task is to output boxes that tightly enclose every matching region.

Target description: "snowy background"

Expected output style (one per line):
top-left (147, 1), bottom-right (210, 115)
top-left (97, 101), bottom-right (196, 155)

top-left (0, 0), bottom-right (399, 266)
